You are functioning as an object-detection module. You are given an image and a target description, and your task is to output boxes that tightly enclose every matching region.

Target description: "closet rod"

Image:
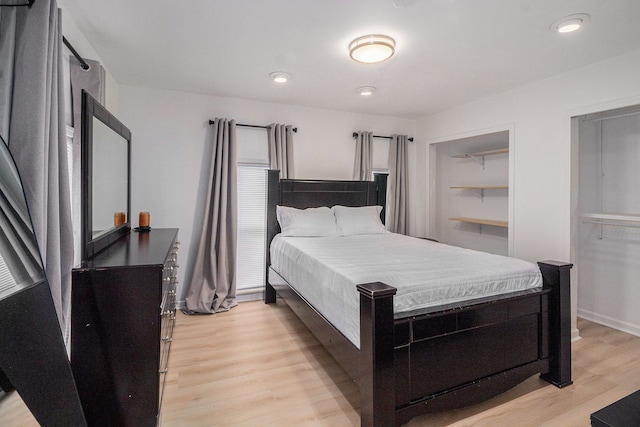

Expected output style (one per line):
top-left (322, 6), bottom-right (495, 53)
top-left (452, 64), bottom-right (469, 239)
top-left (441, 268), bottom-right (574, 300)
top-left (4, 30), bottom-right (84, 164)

top-left (352, 132), bottom-right (413, 142)
top-left (582, 213), bottom-right (640, 232)
top-left (63, 36), bottom-right (90, 70)
top-left (208, 120), bottom-right (297, 133)
top-left (583, 219), bottom-right (640, 230)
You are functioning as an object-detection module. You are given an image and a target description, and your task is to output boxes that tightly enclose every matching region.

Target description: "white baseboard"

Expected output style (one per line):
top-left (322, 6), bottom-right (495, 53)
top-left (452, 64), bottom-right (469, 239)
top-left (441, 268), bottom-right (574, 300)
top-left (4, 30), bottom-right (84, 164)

top-left (571, 327), bottom-right (581, 342)
top-left (175, 292), bottom-right (262, 312)
top-left (578, 308), bottom-right (640, 338)
top-left (236, 292), bottom-right (263, 302)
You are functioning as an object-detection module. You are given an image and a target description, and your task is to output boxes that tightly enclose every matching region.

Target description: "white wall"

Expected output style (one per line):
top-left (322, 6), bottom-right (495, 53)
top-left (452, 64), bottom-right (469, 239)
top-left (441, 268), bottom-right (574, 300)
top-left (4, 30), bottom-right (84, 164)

top-left (59, 1), bottom-right (120, 114)
top-left (116, 86), bottom-right (416, 303)
top-left (416, 48), bottom-right (640, 339)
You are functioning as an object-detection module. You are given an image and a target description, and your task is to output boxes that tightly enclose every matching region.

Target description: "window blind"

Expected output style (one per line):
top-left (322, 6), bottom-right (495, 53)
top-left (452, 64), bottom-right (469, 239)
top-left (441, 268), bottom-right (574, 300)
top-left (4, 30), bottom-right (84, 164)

top-left (236, 164), bottom-right (267, 291)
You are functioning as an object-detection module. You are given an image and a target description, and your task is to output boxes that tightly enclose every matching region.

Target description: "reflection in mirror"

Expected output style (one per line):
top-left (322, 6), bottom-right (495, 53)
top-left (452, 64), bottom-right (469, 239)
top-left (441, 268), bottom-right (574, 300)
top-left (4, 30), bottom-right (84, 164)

top-left (81, 90), bottom-right (131, 260)
top-left (91, 116), bottom-right (129, 238)
top-left (0, 139), bottom-right (44, 299)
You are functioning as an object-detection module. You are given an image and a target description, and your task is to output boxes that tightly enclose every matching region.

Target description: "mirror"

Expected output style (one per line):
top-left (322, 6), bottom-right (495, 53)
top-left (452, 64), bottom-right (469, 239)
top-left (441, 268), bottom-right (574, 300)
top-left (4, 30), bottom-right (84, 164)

top-left (0, 136), bottom-right (87, 425)
top-left (81, 91), bottom-right (131, 260)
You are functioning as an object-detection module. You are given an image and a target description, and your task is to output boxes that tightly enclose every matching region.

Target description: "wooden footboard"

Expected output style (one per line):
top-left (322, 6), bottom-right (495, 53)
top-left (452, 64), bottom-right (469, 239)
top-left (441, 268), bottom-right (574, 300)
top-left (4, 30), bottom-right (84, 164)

top-left (357, 261), bottom-right (572, 426)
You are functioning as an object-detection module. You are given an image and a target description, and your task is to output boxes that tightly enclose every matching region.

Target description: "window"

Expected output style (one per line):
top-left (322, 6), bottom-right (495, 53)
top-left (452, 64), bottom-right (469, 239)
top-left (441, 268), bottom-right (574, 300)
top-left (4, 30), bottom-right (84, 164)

top-left (236, 163), bottom-right (268, 294)
top-left (372, 168), bottom-right (388, 180)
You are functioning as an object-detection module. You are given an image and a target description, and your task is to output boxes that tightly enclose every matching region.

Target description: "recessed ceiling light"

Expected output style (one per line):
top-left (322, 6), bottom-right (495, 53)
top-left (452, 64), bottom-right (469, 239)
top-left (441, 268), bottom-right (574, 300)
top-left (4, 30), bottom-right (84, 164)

top-left (349, 35), bottom-right (395, 64)
top-left (357, 86), bottom-right (376, 96)
top-left (269, 72), bottom-right (291, 83)
top-left (550, 13), bottom-right (590, 33)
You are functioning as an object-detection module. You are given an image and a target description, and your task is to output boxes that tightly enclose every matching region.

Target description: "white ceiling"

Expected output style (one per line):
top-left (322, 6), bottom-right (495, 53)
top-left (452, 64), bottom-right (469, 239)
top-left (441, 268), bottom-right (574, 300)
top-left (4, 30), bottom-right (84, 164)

top-left (60, 0), bottom-right (640, 119)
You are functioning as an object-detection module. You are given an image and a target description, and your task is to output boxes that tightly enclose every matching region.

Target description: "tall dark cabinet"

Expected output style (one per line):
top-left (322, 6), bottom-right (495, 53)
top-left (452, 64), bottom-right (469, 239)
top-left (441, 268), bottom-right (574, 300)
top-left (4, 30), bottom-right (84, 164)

top-left (71, 228), bottom-right (179, 426)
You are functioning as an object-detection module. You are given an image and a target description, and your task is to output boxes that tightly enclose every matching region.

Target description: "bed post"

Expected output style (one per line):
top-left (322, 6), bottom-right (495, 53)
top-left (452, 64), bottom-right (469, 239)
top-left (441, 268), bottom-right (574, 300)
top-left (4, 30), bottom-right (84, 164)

top-left (264, 169), bottom-right (281, 304)
top-left (357, 282), bottom-right (397, 427)
top-left (538, 260), bottom-right (573, 388)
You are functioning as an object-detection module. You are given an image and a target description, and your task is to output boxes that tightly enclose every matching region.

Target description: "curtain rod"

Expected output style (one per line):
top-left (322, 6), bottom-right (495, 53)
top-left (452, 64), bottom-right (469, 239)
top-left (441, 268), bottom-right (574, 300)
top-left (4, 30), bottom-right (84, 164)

top-left (62, 36), bottom-right (90, 70)
top-left (352, 132), bottom-right (413, 142)
top-left (208, 120), bottom-right (297, 133)
top-left (0, 0), bottom-right (34, 7)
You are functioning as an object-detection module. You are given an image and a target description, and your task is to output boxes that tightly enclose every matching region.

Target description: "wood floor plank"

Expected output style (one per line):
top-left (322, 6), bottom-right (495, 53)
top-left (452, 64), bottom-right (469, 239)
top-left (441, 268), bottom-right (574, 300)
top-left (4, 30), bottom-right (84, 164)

top-left (1, 302), bottom-right (640, 426)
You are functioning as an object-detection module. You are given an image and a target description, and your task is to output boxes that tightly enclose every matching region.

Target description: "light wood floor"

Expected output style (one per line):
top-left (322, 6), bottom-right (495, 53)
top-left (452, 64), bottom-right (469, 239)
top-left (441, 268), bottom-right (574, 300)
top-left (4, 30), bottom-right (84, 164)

top-left (2, 300), bottom-right (640, 426)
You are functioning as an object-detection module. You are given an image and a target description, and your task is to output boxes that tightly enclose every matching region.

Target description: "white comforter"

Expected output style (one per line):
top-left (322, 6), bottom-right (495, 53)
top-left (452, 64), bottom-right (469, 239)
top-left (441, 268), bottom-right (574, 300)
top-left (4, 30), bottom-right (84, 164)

top-left (270, 232), bottom-right (542, 348)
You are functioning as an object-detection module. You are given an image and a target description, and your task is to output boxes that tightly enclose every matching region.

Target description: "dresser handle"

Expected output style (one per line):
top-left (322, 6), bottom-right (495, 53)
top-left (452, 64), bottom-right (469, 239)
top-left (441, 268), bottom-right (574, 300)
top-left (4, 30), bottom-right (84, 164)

top-left (159, 369), bottom-right (168, 374)
top-left (162, 337), bottom-right (172, 342)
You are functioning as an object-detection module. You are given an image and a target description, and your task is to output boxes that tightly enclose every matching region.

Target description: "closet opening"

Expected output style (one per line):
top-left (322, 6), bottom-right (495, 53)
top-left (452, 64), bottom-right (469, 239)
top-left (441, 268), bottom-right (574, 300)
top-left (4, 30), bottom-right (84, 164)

top-left (573, 103), bottom-right (640, 337)
top-left (429, 129), bottom-right (512, 256)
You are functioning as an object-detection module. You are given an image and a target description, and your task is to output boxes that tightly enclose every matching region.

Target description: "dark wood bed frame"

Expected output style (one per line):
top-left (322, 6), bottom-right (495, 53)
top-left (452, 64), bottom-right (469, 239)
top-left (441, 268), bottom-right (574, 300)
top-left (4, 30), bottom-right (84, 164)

top-left (263, 170), bottom-right (572, 427)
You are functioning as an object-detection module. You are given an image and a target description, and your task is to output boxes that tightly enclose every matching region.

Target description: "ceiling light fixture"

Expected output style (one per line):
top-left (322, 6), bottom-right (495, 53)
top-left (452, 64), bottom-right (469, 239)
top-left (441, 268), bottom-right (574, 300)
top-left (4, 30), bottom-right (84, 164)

top-left (357, 86), bottom-right (376, 96)
top-left (269, 72), bottom-right (291, 83)
top-left (349, 34), bottom-right (395, 64)
top-left (550, 13), bottom-right (590, 33)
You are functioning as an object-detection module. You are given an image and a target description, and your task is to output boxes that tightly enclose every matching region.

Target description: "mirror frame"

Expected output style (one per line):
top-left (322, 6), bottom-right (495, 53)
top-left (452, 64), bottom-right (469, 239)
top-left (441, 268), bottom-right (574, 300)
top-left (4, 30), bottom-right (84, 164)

top-left (81, 90), bottom-right (131, 260)
top-left (0, 136), bottom-right (87, 425)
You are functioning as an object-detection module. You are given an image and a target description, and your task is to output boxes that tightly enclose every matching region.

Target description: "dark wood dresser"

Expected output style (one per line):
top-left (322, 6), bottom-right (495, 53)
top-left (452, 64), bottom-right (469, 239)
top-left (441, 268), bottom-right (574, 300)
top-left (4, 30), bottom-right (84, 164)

top-left (71, 228), bottom-right (179, 426)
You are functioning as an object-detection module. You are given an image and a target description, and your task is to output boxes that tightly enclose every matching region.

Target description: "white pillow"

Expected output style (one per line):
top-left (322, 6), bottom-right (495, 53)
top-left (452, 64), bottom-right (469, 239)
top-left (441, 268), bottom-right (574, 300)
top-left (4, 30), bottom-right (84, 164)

top-left (332, 205), bottom-right (385, 236)
top-left (276, 205), bottom-right (338, 237)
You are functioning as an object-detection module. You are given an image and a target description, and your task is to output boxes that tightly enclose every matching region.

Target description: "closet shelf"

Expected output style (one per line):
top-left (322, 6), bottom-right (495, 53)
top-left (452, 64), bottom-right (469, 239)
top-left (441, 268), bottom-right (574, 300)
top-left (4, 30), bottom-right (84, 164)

top-left (451, 148), bottom-right (508, 169)
top-left (450, 186), bottom-right (508, 190)
top-left (451, 148), bottom-right (509, 159)
top-left (582, 213), bottom-right (640, 230)
top-left (582, 213), bottom-right (640, 222)
top-left (581, 213), bottom-right (640, 239)
top-left (449, 217), bottom-right (508, 228)
top-left (451, 186), bottom-right (508, 202)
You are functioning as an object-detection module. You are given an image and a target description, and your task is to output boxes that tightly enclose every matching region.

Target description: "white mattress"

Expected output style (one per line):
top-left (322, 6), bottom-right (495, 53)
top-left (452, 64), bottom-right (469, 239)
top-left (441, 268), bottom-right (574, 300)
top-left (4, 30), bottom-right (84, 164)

top-left (269, 232), bottom-right (542, 348)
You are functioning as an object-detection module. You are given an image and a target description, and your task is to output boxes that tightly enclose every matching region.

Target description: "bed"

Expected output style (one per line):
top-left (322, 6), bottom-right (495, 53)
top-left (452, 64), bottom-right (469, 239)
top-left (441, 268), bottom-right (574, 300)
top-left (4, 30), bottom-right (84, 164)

top-left (263, 170), bottom-right (572, 427)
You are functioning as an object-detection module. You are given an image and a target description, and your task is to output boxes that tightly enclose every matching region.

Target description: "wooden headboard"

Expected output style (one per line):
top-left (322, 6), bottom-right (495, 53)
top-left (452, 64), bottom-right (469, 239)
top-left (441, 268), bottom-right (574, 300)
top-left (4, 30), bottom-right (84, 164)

top-left (265, 169), bottom-right (388, 268)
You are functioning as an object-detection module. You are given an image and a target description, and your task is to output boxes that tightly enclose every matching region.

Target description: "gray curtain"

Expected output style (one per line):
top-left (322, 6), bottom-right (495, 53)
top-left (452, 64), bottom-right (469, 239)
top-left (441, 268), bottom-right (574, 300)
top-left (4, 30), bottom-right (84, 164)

top-left (268, 123), bottom-right (294, 178)
top-left (0, 0), bottom-right (73, 333)
top-left (184, 118), bottom-right (238, 314)
top-left (387, 134), bottom-right (410, 234)
top-left (69, 57), bottom-right (105, 266)
top-left (353, 131), bottom-right (373, 180)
